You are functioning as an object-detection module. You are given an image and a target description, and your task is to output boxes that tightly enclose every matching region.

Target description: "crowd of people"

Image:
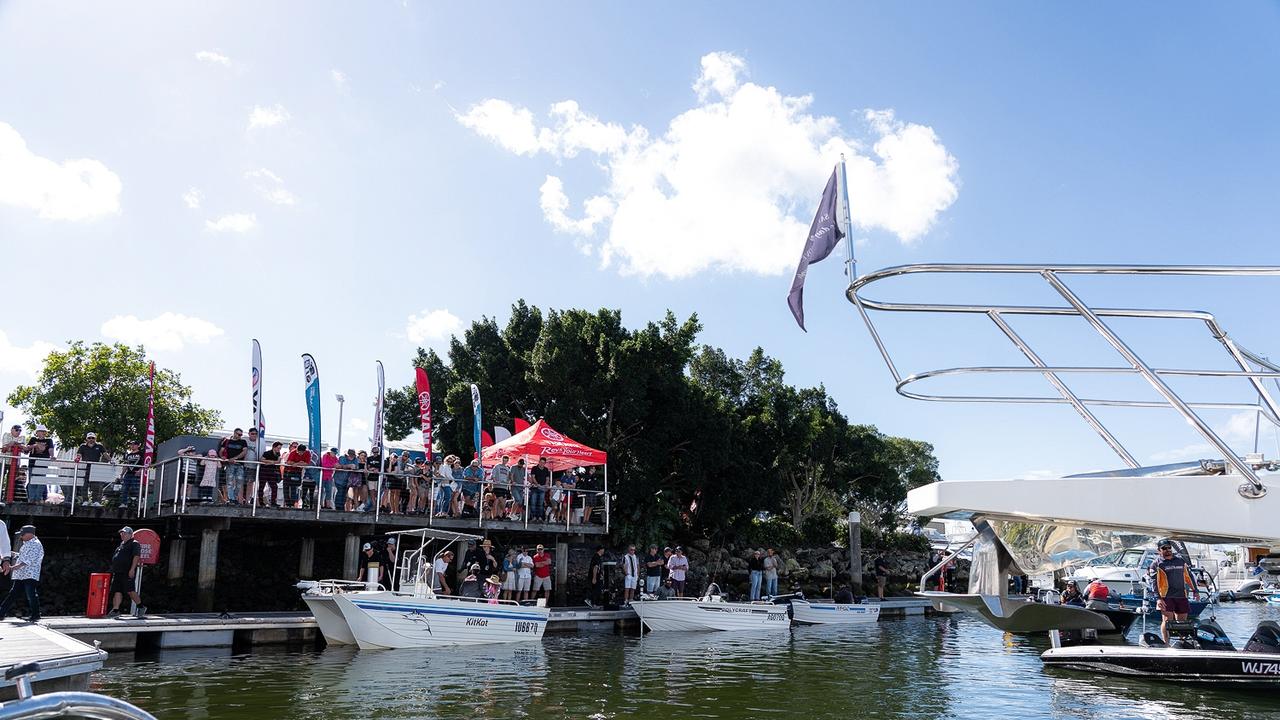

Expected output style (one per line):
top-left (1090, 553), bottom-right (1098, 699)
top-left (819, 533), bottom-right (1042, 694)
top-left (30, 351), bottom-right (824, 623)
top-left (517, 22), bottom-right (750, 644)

top-left (355, 537), bottom-right (556, 603)
top-left (0, 425), bottom-right (607, 526)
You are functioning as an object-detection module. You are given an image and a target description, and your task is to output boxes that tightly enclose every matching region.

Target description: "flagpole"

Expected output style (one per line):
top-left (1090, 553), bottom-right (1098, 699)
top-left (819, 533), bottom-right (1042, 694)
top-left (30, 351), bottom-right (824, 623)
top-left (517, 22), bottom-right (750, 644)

top-left (838, 154), bottom-right (856, 282)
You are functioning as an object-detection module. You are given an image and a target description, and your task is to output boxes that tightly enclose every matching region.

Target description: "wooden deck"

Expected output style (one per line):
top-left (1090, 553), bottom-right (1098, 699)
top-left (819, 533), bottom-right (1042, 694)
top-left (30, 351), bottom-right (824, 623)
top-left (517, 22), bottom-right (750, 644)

top-left (0, 620), bottom-right (105, 699)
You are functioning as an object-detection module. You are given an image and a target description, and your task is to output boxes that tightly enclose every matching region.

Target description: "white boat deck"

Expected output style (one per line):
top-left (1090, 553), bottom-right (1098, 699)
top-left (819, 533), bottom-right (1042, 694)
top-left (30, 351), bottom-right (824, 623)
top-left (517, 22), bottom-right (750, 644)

top-left (0, 620), bottom-right (106, 698)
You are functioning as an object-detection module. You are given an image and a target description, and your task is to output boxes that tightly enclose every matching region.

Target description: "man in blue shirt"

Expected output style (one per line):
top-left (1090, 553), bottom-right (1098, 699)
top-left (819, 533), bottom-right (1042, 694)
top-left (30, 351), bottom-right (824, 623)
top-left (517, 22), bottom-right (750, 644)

top-left (336, 449), bottom-right (358, 511)
top-left (461, 459), bottom-right (484, 515)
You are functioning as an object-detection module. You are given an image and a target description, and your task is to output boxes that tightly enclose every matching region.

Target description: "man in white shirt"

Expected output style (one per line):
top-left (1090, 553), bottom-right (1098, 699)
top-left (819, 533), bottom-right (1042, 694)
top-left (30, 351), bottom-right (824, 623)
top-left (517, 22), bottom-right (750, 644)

top-left (667, 546), bottom-right (689, 597)
top-left (1, 525), bottom-right (43, 622)
top-left (516, 546), bottom-right (534, 601)
top-left (622, 545), bottom-right (640, 602)
top-left (432, 550), bottom-right (454, 595)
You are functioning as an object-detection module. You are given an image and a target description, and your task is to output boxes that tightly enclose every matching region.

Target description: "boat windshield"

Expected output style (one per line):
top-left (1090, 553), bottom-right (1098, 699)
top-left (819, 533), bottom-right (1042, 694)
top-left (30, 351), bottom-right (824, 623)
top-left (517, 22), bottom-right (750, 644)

top-left (1086, 549), bottom-right (1147, 568)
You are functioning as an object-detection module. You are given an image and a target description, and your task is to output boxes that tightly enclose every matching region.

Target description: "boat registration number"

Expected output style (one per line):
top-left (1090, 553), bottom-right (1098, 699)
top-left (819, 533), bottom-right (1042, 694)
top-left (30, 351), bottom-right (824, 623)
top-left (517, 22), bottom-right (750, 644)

top-left (514, 621), bottom-right (539, 634)
top-left (766, 612), bottom-right (787, 622)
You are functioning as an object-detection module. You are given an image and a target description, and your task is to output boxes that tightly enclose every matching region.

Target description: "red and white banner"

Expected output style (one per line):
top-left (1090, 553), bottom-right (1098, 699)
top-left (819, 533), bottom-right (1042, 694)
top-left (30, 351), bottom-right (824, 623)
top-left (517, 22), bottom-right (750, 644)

top-left (141, 361), bottom-right (156, 489)
top-left (415, 367), bottom-right (433, 462)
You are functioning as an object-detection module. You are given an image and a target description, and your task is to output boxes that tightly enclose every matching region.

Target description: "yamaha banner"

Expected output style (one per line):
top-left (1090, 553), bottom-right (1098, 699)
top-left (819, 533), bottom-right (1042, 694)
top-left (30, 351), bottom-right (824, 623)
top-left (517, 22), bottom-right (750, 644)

top-left (252, 339), bottom-right (266, 454)
top-left (302, 353), bottom-right (321, 453)
top-left (415, 367), bottom-right (433, 462)
top-left (470, 383), bottom-right (483, 458)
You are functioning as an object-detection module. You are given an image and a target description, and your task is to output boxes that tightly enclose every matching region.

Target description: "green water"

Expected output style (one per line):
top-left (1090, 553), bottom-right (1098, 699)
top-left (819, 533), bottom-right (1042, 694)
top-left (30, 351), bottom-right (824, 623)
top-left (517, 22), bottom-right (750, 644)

top-left (93, 604), bottom-right (1280, 719)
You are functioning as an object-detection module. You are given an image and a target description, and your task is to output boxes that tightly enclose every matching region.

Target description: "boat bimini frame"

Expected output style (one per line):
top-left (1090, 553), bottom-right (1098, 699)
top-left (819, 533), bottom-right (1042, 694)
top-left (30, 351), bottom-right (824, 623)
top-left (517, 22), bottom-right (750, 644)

top-left (848, 264), bottom-right (1280, 544)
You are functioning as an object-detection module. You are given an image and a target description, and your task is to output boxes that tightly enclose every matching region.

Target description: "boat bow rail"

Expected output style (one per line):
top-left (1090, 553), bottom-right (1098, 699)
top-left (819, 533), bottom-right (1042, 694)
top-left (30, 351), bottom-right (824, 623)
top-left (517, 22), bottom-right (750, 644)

top-left (849, 263), bottom-right (1280, 505)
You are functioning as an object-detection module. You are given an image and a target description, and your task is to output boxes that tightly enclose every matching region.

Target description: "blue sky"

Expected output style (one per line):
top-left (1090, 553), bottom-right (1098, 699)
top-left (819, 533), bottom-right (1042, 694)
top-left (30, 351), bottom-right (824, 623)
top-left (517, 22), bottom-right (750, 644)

top-left (3, 2), bottom-right (1280, 480)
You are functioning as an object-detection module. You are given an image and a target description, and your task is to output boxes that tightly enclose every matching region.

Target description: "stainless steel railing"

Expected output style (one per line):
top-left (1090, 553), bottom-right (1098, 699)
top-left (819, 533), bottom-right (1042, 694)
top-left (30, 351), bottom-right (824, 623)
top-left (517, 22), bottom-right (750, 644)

top-left (847, 263), bottom-right (1280, 498)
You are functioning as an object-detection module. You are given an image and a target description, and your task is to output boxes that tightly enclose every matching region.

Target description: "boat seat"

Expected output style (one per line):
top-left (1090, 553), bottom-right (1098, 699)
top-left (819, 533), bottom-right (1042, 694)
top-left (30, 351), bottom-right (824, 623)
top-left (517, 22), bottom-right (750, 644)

top-left (1139, 632), bottom-right (1166, 648)
top-left (1245, 620), bottom-right (1280, 653)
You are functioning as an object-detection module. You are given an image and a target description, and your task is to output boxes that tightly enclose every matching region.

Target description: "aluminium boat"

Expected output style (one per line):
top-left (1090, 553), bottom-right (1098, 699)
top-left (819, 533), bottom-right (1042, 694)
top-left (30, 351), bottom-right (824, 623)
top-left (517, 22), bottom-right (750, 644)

top-left (790, 599), bottom-right (881, 624)
top-left (297, 579), bottom-right (366, 646)
top-left (630, 585), bottom-right (791, 632)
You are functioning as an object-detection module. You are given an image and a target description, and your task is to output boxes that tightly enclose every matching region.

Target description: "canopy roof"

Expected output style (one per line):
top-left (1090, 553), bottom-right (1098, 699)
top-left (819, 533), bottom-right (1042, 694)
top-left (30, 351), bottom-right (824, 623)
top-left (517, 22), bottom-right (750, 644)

top-left (480, 418), bottom-right (606, 472)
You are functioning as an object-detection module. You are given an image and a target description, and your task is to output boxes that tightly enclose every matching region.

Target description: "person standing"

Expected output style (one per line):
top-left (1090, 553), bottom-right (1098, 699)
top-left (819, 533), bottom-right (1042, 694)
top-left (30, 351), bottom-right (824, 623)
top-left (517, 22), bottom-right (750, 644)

top-left (336, 449), bottom-right (357, 511)
top-left (748, 549), bottom-right (765, 601)
top-left (107, 527), bottom-right (146, 617)
top-left (24, 426), bottom-right (55, 502)
top-left (517, 545), bottom-right (535, 601)
top-left (762, 547), bottom-right (780, 598)
top-left (259, 442), bottom-right (282, 507)
top-left (220, 429), bottom-right (249, 506)
top-left (320, 447), bottom-right (340, 510)
top-left (874, 554), bottom-right (891, 601)
top-left (1151, 539), bottom-right (1200, 642)
top-left (74, 432), bottom-right (107, 503)
top-left (285, 443), bottom-right (310, 509)
top-left (0, 525), bottom-right (43, 622)
top-left (589, 546), bottom-right (607, 606)
top-left (501, 549), bottom-right (519, 601)
top-left (643, 545), bottom-right (663, 594)
top-left (355, 543), bottom-right (379, 584)
top-left (530, 457), bottom-right (550, 522)
top-left (667, 546), bottom-right (689, 597)
top-left (200, 450), bottom-right (221, 504)
top-left (478, 539), bottom-right (499, 579)
top-left (509, 458), bottom-right (527, 521)
top-left (118, 440), bottom-right (144, 509)
top-left (490, 455), bottom-right (512, 520)
top-left (622, 545), bottom-right (639, 603)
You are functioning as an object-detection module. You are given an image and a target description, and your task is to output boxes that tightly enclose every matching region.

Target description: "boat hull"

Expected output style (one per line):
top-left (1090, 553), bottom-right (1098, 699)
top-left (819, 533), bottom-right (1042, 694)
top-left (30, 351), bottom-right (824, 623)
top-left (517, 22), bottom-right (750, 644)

top-left (1042, 646), bottom-right (1280, 687)
top-left (791, 601), bottom-right (881, 625)
top-left (630, 599), bottom-right (791, 632)
top-left (303, 594), bottom-right (355, 646)
top-left (333, 592), bottom-right (549, 650)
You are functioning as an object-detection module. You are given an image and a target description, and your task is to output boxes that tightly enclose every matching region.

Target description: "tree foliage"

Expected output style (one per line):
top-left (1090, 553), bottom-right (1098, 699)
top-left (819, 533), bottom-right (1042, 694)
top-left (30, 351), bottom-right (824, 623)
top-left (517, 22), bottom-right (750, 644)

top-left (7, 342), bottom-right (222, 454)
top-left (384, 301), bottom-right (941, 542)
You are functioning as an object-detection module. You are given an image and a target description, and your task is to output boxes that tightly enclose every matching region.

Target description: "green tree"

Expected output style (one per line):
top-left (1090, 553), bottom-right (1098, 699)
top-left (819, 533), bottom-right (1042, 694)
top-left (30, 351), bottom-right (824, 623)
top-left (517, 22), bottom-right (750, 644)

top-left (7, 342), bottom-right (222, 455)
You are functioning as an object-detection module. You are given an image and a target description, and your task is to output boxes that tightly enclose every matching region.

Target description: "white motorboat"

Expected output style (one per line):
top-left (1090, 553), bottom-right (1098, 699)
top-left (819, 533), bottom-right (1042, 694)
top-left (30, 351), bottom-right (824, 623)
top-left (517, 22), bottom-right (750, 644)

top-left (334, 591), bottom-right (548, 650)
top-left (308, 527), bottom-right (550, 650)
top-left (790, 599), bottom-right (881, 624)
top-left (297, 579), bottom-right (367, 646)
top-left (630, 585), bottom-right (791, 632)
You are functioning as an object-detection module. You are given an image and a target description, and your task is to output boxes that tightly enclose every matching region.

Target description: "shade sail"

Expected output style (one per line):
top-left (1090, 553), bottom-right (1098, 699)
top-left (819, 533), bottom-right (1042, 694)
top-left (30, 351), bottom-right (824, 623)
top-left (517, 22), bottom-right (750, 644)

top-left (480, 418), bottom-right (606, 472)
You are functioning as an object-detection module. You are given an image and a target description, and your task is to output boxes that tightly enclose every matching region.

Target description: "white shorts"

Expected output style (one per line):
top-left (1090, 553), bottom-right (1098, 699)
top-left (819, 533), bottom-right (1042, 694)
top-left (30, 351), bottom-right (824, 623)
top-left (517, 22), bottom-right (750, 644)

top-left (533, 575), bottom-right (552, 592)
top-left (624, 575), bottom-right (638, 590)
top-left (517, 574), bottom-right (532, 591)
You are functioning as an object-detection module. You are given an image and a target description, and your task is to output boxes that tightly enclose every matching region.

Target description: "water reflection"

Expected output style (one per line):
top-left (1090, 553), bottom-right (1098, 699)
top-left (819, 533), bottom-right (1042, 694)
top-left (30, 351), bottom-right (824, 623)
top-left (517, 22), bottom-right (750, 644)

top-left (93, 605), bottom-right (1280, 719)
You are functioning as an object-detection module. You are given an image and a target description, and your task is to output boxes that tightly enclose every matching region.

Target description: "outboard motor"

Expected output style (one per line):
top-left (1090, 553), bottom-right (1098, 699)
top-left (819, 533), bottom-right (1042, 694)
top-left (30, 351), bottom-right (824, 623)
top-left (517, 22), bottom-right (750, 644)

top-left (1245, 621), bottom-right (1280, 654)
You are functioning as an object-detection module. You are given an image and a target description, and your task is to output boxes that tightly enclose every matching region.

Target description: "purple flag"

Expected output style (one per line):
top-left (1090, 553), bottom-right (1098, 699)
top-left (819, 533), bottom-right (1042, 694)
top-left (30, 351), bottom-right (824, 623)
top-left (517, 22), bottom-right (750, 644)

top-left (787, 167), bottom-right (845, 331)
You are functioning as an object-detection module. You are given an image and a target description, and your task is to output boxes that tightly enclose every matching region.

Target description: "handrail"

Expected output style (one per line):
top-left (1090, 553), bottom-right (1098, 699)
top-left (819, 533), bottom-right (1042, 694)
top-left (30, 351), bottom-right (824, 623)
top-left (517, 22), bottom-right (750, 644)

top-left (917, 534), bottom-right (981, 593)
top-left (848, 263), bottom-right (1280, 498)
top-left (0, 660), bottom-right (156, 720)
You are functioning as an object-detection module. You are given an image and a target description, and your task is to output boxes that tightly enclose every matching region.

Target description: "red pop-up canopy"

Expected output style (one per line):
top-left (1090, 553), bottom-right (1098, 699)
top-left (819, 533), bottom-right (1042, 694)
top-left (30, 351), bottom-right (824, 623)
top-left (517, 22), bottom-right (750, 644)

top-left (480, 418), bottom-right (606, 472)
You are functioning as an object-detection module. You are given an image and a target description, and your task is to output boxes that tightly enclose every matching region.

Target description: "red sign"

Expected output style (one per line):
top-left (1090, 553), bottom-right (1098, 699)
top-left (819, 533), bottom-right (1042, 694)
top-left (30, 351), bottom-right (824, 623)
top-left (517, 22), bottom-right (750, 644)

top-left (133, 529), bottom-right (161, 566)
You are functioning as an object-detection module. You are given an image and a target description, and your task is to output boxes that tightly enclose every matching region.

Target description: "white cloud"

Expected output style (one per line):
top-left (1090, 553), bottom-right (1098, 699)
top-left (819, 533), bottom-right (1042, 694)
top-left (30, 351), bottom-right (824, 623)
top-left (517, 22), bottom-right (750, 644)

top-left (205, 212), bottom-right (257, 233)
top-left (1148, 410), bottom-right (1273, 463)
top-left (247, 104), bottom-right (290, 130)
top-left (244, 168), bottom-right (297, 206)
top-left (405, 309), bottom-right (462, 344)
top-left (331, 69), bottom-right (349, 92)
top-left (0, 330), bottom-right (56, 376)
top-left (101, 313), bottom-right (224, 352)
top-left (539, 176), bottom-right (614, 235)
top-left (195, 50), bottom-right (231, 67)
top-left (182, 187), bottom-right (202, 209)
top-left (0, 122), bottom-right (122, 221)
top-left (456, 51), bottom-right (960, 278)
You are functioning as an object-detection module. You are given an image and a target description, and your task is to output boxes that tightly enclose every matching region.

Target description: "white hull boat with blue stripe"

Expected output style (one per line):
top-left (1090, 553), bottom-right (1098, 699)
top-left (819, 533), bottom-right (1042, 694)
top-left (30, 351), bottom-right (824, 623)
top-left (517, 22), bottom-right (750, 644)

top-left (630, 595), bottom-right (791, 632)
top-left (790, 600), bottom-right (881, 624)
top-left (334, 590), bottom-right (549, 650)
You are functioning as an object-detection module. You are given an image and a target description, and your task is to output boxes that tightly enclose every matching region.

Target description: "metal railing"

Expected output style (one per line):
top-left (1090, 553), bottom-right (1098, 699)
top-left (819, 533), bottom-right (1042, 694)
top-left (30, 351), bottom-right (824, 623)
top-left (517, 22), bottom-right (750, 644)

top-left (0, 660), bottom-right (156, 720)
top-left (848, 264), bottom-right (1280, 498)
top-left (0, 450), bottom-right (611, 530)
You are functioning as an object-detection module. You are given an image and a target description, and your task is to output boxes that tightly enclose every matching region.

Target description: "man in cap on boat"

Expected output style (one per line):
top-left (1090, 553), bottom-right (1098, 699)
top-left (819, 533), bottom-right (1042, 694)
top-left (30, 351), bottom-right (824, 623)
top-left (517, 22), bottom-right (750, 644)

top-left (1150, 539), bottom-right (1199, 642)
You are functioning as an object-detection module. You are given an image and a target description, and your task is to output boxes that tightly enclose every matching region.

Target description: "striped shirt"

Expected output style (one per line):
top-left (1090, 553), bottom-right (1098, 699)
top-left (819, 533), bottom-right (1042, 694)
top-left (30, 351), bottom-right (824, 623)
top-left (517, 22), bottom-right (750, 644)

top-left (12, 537), bottom-right (43, 582)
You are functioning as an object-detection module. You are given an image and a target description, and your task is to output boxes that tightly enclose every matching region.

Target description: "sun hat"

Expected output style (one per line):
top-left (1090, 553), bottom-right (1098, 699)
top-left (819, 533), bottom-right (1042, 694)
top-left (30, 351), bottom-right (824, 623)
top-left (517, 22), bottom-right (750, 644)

top-left (486, 575), bottom-right (501, 585)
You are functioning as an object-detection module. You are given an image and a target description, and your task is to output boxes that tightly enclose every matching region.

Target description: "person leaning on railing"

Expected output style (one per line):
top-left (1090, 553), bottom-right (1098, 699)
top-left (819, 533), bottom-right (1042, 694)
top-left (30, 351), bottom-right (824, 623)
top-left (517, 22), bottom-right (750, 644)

top-left (259, 441), bottom-right (282, 506)
top-left (74, 432), bottom-right (107, 504)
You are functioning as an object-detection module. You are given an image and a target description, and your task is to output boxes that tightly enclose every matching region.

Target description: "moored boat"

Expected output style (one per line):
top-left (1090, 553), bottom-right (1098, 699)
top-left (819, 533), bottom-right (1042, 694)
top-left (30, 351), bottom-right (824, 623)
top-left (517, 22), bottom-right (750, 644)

top-left (630, 586), bottom-right (791, 632)
top-left (316, 527), bottom-right (550, 650)
top-left (297, 579), bottom-right (367, 646)
top-left (790, 599), bottom-right (881, 625)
